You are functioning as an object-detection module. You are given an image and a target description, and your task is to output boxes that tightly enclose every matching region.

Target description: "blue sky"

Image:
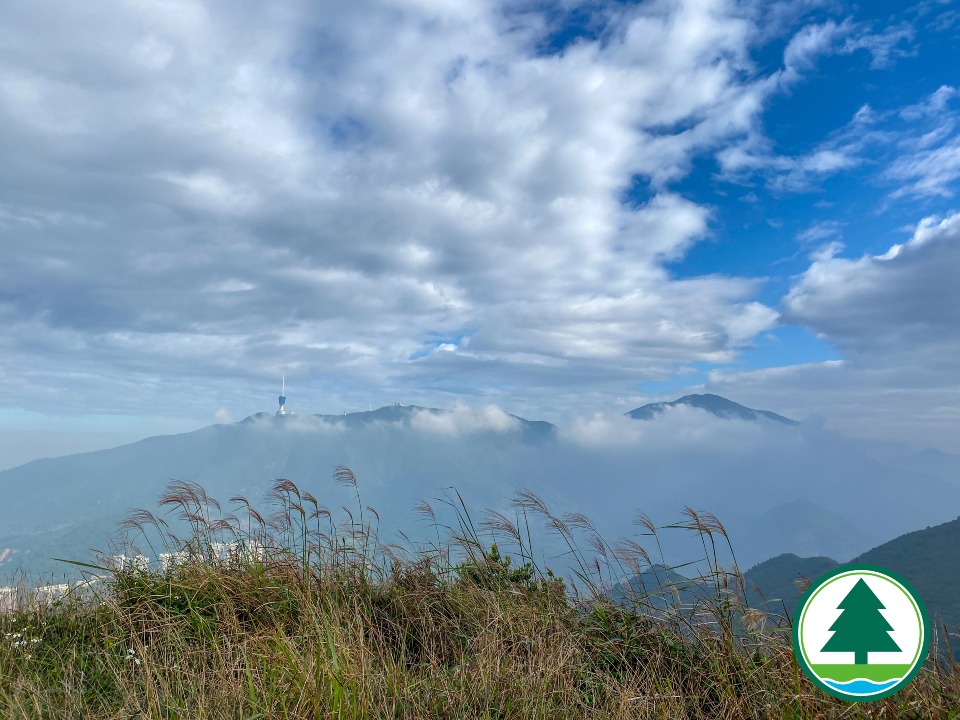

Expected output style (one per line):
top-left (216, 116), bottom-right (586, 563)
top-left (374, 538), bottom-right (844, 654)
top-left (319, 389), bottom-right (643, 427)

top-left (1, 0), bottom-right (959, 469)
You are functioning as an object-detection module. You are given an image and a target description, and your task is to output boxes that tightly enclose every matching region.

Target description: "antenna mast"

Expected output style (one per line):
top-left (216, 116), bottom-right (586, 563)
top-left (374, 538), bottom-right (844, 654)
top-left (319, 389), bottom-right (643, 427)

top-left (277, 372), bottom-right (287, 416)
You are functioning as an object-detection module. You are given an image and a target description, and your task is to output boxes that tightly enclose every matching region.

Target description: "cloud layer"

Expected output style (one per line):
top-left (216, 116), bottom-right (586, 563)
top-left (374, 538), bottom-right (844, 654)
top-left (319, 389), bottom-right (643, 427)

top-left (0, 0), bottom-right (779, 418)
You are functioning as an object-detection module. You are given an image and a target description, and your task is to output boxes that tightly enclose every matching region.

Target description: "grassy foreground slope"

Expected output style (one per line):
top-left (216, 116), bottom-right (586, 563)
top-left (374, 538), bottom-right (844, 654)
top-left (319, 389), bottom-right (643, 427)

top-left (1, 473), bottom-right (958, 719)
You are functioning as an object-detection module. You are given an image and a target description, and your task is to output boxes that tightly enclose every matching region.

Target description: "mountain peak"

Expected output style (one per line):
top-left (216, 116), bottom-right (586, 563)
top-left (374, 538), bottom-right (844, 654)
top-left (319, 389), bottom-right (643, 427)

top-left (626, 393), bottom-right (798, 425)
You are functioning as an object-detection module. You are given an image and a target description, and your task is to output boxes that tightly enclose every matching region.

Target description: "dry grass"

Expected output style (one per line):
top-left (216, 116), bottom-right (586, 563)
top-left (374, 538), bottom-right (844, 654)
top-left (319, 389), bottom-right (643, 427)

top-left (1, 470), bottom-right (958, 719)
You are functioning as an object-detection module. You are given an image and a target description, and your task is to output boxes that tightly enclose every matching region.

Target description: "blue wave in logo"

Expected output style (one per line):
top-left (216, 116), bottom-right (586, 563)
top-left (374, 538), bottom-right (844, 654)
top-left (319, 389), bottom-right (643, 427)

top-left (824, 678), bottom-right (900, 695)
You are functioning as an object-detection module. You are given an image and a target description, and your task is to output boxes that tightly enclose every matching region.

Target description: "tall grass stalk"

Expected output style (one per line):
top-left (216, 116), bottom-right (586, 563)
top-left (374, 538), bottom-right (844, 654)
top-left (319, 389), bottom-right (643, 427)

top-left (1, 468), bottom-right (958, 719)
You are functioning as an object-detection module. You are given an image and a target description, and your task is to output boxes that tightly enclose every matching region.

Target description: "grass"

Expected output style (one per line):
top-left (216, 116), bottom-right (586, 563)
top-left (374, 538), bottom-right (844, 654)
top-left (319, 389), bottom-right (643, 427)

top-left (1, 468), bottom-right (958, 719)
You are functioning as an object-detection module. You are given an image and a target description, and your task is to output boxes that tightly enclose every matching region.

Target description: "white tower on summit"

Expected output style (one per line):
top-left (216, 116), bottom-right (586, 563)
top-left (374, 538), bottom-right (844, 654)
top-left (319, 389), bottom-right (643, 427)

top-left (277, 373), bottom-right (287, 416)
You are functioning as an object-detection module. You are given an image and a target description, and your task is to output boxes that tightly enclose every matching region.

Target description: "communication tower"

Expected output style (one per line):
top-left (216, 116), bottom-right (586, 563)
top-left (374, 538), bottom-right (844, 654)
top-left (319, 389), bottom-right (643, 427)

top-left (277, 373), bottom-right (287, 416)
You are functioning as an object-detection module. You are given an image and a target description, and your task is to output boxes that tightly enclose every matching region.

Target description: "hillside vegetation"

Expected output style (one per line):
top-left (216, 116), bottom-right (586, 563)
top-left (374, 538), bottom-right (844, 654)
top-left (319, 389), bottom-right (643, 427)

top-left (852, 516), bottom-right (960, 641)
top-left (1, 471), bottom-right (958, 719)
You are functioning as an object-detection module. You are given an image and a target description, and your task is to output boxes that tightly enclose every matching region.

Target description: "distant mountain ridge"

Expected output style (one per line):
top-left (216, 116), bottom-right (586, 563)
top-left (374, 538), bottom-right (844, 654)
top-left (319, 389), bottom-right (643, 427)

top-left (743, 553), bottom-right (840, 615)
top-left (626, 394), bottom-right (799, 425)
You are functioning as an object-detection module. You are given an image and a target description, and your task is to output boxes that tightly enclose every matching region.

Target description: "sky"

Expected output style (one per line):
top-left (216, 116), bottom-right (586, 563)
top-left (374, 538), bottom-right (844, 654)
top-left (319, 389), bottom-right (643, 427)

top-left (1, 0), bottom-right (959, 470)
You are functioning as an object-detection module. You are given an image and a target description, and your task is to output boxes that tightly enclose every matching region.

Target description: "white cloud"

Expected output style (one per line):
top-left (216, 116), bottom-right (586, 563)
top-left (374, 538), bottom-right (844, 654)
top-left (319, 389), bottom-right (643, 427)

top-left (796, 220), bottom-right (843, 245)
top-left (562, 405), bottom-right (774, 450)
top-left (783, 213), bottom-right (960, 355)
top-left (704, 360), bottom-right (960, 454)
top-left (842, 22), bottom-right (915, 69)
top-left (203, 279), bottom-right (256, 294)
top-left (719, 80), bottom-right (960, 199)
top-left (411, 404), bottom-right (520, 436)
top-left (879, 85), bottom-right (960, 200)
top-left (697, 213), bottom-right (960, 453)
top-left (717, 19), bottom-right (927, 193)
top-left (887, 136), bottom-right (960, 199)
top-left (781, 19), bottom-right (851, 85)
top-left (0, 0), bottom-right (783, 426)
top-left (898, 85), bottom-right (958, 121)
top-left (718, 114), bottom-right (867, 192)
top-left (776, 17), bottom-right (915, 81)
top-left (248, 412), bottom-right (345, 433)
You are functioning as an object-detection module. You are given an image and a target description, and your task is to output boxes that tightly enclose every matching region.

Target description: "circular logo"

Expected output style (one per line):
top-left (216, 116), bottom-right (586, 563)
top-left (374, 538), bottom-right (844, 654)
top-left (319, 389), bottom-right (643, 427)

top-left (793, 565), bottom-right (930, 702)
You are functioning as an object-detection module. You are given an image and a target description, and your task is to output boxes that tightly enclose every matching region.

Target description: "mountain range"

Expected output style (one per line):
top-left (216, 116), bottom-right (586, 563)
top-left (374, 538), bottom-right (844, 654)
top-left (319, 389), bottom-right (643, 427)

top-left (0, 395), bottom-right (957, 581)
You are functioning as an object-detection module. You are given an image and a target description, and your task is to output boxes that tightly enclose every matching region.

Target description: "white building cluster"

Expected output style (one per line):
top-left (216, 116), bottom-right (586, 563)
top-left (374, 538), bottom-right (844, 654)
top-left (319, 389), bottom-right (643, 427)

top-left (123, 539), bottom-right (267, 574)
top-left (1, 541), bottom-right (268, 613)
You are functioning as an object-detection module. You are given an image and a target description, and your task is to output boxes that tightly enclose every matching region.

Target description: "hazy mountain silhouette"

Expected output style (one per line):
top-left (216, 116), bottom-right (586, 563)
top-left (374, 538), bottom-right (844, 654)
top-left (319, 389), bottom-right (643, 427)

top-left (888, 448), bottom-right (960, 487)
top-left (742, 553), bottom-right (840, 616)
top-left (609, 564), bottom-right (715, 610)
top-left (626, 394), bottom-right (799, 425)
top-left (724, 500), bottom-right (871, 565)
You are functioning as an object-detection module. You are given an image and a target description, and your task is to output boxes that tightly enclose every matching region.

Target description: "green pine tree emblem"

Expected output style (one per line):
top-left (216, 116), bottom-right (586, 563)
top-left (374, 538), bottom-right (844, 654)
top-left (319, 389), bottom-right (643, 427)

top-left (821, 578), bottom-right (901, 664)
